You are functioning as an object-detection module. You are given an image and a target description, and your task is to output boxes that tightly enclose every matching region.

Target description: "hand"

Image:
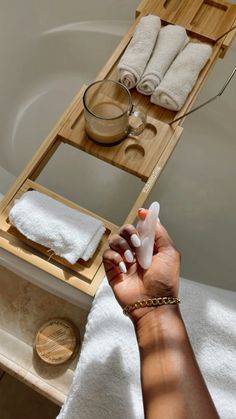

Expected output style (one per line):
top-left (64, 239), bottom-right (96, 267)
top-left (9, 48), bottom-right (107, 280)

top-left (103, 209), bottom-right (181, 323)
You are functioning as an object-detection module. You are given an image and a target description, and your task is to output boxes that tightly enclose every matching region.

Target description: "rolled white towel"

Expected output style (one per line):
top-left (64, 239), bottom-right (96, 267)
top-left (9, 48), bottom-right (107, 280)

top-left (9, 191), bottom-right (106, 264)
top-left (118, 15), bottom-right (161, 89)
top-left (137, 24), bottom-right (189, 95)
top-left (151, 42), bottom-right (212, 111)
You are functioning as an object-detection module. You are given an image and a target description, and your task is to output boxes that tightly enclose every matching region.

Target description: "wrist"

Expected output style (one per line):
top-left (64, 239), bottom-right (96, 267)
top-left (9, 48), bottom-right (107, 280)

top-left (135, 305), bottom-right (183, 348)
top-left (125, 296), bottom-right (180, 324)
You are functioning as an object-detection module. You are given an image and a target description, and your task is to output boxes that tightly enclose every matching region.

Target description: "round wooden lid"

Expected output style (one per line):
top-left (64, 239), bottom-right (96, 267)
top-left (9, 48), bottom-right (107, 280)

top-left (35, 318), bottom-right (80, 365)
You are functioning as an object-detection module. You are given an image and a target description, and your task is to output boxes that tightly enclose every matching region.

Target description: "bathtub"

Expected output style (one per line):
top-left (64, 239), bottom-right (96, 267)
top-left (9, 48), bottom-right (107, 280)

top-left (0, 0), bottom-right (236, 309)
top-left (0, 0), bottom-right (141, 308)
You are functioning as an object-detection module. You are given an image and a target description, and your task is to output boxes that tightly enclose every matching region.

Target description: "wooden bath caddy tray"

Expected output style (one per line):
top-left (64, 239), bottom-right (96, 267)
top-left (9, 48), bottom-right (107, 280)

top-left (59, 96), bottom-right (180, 181)
top-left (136, 0), bottom-right (236, 43)
top-left (0, 180), bottom-right (117, 295)
top-left (0, 0), bottom-right (236, 297)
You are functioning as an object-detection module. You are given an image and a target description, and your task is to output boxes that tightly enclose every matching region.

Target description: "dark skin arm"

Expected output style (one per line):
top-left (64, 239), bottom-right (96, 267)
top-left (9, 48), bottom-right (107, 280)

top-left (103, 209), bottom-right (219, 419)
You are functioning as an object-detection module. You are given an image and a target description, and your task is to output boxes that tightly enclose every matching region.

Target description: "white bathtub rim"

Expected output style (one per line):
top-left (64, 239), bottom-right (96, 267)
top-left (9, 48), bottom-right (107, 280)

top-left (41, 19), bottom-right (131, 37)
top-left (0, 248), bottom-right (93, 311)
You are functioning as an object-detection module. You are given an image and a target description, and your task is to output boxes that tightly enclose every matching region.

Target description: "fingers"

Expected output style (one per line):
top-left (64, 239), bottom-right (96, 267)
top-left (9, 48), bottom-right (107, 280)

top-left (103, 248), bottom-right (127, 282)
top-left (104, 224), bottom-right (142, 284)
top-left (118, 224), bottom-right (141, 250)
top-left (108, 224), bottom-right (141, 263)
top-left (108, 234), bottom-right (134, 264)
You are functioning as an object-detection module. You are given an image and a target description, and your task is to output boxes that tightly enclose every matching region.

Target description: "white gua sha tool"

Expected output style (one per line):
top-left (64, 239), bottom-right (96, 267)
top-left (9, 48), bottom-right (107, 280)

top-left (136, 201), bottom-right (160, 269)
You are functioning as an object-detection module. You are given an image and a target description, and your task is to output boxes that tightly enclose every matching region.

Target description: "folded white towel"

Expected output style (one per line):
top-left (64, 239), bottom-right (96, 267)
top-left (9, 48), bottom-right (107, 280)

top-left (9, 191), bottom-right (105, 264)
top-left (57, 277), bottom-right (236, 419)
top-left (118, 15), bottom-right (161, 89)
top-left (151, 42), bottom-right (212, 110)
top-left (137, 25), bottom-right (189, 95)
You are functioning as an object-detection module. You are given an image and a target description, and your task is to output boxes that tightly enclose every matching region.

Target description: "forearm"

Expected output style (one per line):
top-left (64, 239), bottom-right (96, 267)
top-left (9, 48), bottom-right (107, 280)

top-left (135, 306), bottom-right (219, 419)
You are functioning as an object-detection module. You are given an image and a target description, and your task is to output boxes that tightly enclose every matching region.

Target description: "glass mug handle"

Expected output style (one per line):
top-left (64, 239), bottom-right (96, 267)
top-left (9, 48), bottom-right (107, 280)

top-left (128, 105), bottom-right (146, 136)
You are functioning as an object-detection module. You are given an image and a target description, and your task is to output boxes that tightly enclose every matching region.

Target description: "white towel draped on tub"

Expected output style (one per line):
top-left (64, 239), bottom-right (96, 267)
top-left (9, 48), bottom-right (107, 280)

top-left (57, 278), bottom-right (236, 419)
top-left (137, 25), bottom-right (189, 95)
top-left (118, 15), bottom-right (161, 89)
top-left (9, 191), bottom-right (106, 264)
top-left (151, 42), bottom-right (212, 110)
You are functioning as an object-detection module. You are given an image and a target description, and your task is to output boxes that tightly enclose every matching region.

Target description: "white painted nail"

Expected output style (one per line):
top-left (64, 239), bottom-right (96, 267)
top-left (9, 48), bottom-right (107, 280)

top-left (131, 234), bottom-right (141, 247)
top-left (124, 249), bottom-right (134, 263)
top-left (119, 261), bottom-right (127, 273)
top-left (157, 217), bottom-right (161, 223)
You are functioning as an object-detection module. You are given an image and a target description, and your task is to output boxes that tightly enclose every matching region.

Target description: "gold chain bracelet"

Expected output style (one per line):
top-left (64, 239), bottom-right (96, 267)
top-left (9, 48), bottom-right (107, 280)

top-left (123, 296), bottom-right (180, 316)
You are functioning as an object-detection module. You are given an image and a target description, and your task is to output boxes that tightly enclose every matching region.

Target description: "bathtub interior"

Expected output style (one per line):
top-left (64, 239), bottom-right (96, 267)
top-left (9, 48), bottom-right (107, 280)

top-left (0, 0), bottom-right (141, 177)
top-left (0, 18), bottom-right (144, 222)
top-left (0, 0), bottom-right (236, 292)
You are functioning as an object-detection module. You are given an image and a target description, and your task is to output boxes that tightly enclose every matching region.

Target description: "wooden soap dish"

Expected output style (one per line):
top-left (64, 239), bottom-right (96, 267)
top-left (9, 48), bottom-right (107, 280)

top-left (0, 179), bottom-right (118, 295)
top-left (35, 318), bottom-right (80, 365)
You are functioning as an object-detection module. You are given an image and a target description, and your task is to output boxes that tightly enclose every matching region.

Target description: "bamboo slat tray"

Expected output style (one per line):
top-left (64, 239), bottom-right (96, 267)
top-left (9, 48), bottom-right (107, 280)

top-left (0, 0), bottom-right (235, 297)
top-left (0, 180), bottom-right (117, 296)
top-left (58, 40), bottom-right (222, 181)
top-left (136, 0), bottom-right (236, 42)
top-left (59, 102), bottom-right (179, 181)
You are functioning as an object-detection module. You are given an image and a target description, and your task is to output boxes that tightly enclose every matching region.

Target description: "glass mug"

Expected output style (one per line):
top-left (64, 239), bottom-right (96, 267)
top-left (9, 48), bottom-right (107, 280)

top-left (83, 79), bottom-right (146, 145)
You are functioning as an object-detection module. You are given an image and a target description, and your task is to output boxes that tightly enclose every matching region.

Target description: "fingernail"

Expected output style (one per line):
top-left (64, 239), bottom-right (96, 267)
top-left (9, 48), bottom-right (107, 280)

top-left (119, 261), bottom-right (127, 273)
top-left (131, 234), bottom-right (141, 247)
top-left (157, 217), bottom-right (160, 223)
top-left (124, 249), bottom-right (134, 263)
top-left (138, 208), bottom-right (144, 214)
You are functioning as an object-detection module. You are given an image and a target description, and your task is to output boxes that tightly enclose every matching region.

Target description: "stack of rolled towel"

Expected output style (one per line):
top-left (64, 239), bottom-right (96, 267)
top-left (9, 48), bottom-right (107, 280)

top-left (9, 191), bottom-right (106, 264)
top-left (118, 15), bottom-right (212, 111)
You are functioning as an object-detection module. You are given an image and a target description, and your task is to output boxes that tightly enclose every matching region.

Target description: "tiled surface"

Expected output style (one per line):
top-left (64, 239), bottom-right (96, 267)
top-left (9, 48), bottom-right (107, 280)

top-left (0, 266), bottom-right (88, 346)
top-left (0, 371), bottom-right (60, 419)
top-left (0, 266), bottom-right (89, 404)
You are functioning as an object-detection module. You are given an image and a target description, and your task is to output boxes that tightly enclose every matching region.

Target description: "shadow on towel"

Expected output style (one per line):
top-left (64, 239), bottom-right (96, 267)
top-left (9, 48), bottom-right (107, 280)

top-left (58, 278), bottom-right (236, 419)
top-left (59, 348), bottom-right (140, 419)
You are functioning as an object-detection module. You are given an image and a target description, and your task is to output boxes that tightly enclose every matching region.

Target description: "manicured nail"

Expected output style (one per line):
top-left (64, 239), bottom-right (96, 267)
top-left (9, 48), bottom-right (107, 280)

top-left (157, 217), bottom-right (160, 223)
top-left (138, 208), bottom-right (145, 215)
top-left (131, 234), bottom-right (141, 247)
top-left (119, 261), bottom-right (127, 273)
top-left (124, 249), bottom-right (134, 263)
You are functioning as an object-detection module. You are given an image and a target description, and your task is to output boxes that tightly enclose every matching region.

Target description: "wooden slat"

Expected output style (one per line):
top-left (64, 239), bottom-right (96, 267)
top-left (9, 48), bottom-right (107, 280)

top-left (0, 229), bottom-right (96, 296)
top-left (60, 114), bottom-right (178, 181)
top-left (124, 126), bottom-right (183, 224)
top-left (220, 17), bottom-right (236, 57)
top-left (135, 0), bottom-right (236, 42)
